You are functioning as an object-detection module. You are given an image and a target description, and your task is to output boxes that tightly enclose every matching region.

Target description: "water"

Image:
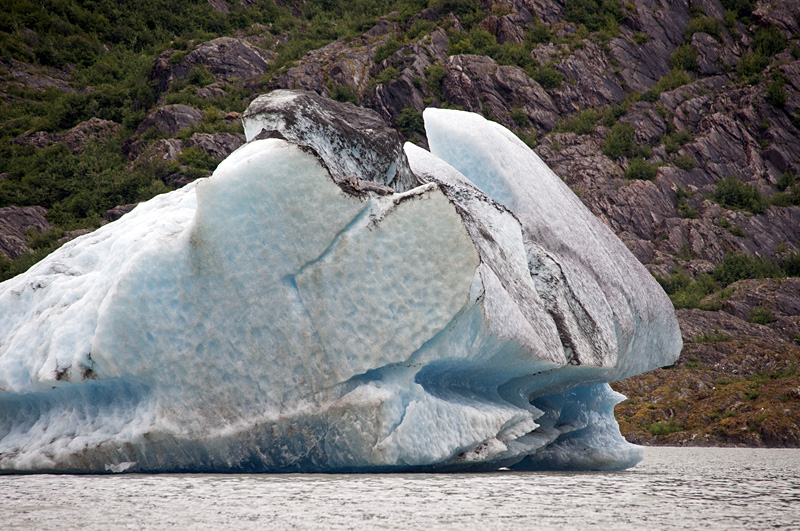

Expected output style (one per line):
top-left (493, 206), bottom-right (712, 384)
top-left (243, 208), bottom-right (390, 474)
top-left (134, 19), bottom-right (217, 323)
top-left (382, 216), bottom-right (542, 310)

top-left (2, 447), bottom-right (798, 530)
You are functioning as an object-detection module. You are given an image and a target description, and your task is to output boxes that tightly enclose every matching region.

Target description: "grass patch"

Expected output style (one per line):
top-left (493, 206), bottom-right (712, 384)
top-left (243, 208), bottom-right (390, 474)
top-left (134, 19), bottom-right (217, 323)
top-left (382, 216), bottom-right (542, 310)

top-left (648, 420), bottom-right (683, 436)
top-left (694, 329), bottom-right (732, 343)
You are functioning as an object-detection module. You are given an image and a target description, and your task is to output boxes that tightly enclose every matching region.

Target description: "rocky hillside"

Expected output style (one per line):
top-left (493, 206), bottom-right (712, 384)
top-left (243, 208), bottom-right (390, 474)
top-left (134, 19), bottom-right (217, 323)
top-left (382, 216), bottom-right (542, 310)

top-left (1, 0), bottom-right (799, 446)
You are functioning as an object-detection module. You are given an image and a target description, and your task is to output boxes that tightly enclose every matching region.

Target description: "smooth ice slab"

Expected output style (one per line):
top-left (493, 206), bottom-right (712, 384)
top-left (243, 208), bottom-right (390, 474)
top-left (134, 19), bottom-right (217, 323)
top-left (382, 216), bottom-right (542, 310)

top-left (0, 91), bottom-right (681, 473)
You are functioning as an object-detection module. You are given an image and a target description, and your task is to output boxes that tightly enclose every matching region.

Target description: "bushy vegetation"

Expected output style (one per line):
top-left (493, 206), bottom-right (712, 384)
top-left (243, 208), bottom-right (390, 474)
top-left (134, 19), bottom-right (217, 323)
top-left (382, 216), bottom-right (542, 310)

top-left (670, 45), bottom-right (698, 72)
top-left (675, 186), bottom-right (698, 218)
top-left (396, 106), bottom-right (425, 137)
top-left (655, 250), bottom-right (796, 310)
top-left (766, 75), bottom-right (787, 107)
top-left (720, 0), bottom-right (754, 24)
top-left (712, 252), bottom-right (783, 286)
top-left (603, 123), bottom-right (634, 159)
top-left (749, 307), bottom-right (776, 324)
top-left (684, 15), bottom-right (724, 42)
top-left (625, 158), bottom-right (658, 180)
top-left (734, 25), bottom-right (785, 84)
top-left (510, 107), bottom-right (530, 127)
top-left (673, 155), bottom-right (695, 171)
top-left (556, 109), bottom-right (600, 135)
top-left (656, 271), bottom-right (720, 309)
top-left (737, 53), bottom-right (769, 83)
top-left (329, 83), bottom-right (360, 104)
top-left (374, 35), bottom-right (401, 63)
top-left (446, 26), bottom-right (563, 89)
top-left (663, 129), bottom-right (693, 154)
top-left (563, 0), bottom-right (624, 33)
top-left (711, 177), bottom-right (765, 213)
top-left (752, 26), bottom-right (787, 58)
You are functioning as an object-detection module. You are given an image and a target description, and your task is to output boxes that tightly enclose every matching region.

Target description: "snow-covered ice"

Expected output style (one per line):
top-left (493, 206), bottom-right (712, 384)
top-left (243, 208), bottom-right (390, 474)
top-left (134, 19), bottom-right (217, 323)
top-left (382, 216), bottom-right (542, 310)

top-left (0, 90), bottom-right (681, 473)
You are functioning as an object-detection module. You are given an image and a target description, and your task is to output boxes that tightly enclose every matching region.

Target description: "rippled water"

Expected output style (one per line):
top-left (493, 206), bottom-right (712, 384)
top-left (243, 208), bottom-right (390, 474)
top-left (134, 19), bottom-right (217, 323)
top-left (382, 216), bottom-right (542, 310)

top-left (2, 447), bottom-right (799, 530)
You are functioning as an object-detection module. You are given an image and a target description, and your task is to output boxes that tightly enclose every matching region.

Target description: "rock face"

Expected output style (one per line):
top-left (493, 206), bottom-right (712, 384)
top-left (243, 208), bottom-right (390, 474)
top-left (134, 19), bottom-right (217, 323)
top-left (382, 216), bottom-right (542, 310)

top-left (135, 104), bottom-right (205, 138)
top-left (152, 37), bottom-right (274, 93)
top-left (0, 206), bottom-right (50, 260)
top-left (442, 54), bottom-right (560, 132)
top-left (0, 91), bottom-right (680, 473)
top-left (614, 278), bottom-right (800, 448)
top-left (11, 118), bottom-right (120, 153)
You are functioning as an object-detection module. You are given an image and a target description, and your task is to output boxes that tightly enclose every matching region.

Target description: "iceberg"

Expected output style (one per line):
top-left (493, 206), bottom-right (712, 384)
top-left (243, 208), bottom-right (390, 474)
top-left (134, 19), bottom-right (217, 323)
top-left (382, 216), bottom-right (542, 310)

top-left (0, 90), bottom-right (681, 473)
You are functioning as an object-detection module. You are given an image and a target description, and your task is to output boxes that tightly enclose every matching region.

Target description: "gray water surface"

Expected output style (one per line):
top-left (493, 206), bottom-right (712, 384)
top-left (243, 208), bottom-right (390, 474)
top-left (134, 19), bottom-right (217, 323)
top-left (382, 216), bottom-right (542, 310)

top-left (2, 447), bottom-right (799, 530)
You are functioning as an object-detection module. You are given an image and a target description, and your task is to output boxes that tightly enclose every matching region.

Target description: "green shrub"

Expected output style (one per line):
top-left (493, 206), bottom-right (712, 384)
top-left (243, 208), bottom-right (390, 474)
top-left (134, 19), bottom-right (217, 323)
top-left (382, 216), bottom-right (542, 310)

top-left (603, 122), bottom-right (634, 159)
top-left (374, 36), bottom-right (401, 63)
top-left (625, 158), bottom-right (658, 180)
top-left (602, 99), bottom-right (633, 126)
top-left (675, 185), bottom-right (693, 201)
top-left (728, 225), bottom-right (745, 237)
top-left (406, 19), bottom-right (436, 40)
top-left (563, 0), bottom-right (624, 32)
top-left (533, 64), bottom-right (564, 89)
top-left (655, 270), bottom-right (691, 295)
top-left (178, 146), bottom-right (219, 171)
top-left (713, 252), bottom-right (783, 286)
top-left (556, 109), bottom-right (600, 135)
top-left (517, 131), bottom-right (538, 149)
top-left (648, 420), bottom-right (683, 436)
top-left (685, 16), bottom-right (724, 41)
top-left (712, 177), bottom-right (765, 213)
top-left (631, 32), bottom-right (649, 44)
top-left (721, 0), bottom-right (754, 22)
top-left (169, 50), bottom-right (188, 65)
top-left (396, 107), bottom-right (424, 137)
top-left (677, 198), bottom-right (699, 219)
top-left (695, 329), bottom-right (732, 343)
top-left (655, 270), bottom-right (726, 310)
top-left (329, 83), bottom-right (359, 104)
top-left (766, 76), bottom-right (787, 107)
top-left (752, 26), bottom-right (787, 57)
top-left (674, 155), bottom-right (695, 170)
top-left (654, 68), bottom-right (692, 93)
top-left (737, 53), bottom-right (769, 83)
top-left (425, 64), bottom-right (446, 99)
top-left (525, 21), bottom-right (552, 44)
top-left (511, 107), bottom-right (530, 127)
top-left (429, 0), bottom-right (480, 17)
top-left (670, 44), bottom-right (698, 71)
top-left (776, 172), bottom-right (797, 191)
top-left (632, 144), bottom-right (653, 159)
top-left (187, 64), bottom-right (214, 87)
top-left (662, 129), bottom-right (693, 153)
top-left (783, 253), bottom-right (800, 276)
top-left (640, 90), bottom-right (659, 103)
top-left (769, 191), bottom-right (800, 207)
top-left (373, 66), bottom-right (399, 85)
top-left (492, 41), bottom-right (538, 73)
top-left (669, 274), bottom-right (720, 309)
top-left (749, 306), bottom-right (776, 324)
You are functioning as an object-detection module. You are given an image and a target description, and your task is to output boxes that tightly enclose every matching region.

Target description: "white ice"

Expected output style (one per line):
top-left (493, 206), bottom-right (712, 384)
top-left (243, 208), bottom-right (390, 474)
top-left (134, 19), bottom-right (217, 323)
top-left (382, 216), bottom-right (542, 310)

top-left (0, 92), bottom-right (681, 473)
